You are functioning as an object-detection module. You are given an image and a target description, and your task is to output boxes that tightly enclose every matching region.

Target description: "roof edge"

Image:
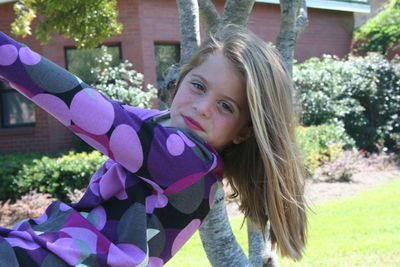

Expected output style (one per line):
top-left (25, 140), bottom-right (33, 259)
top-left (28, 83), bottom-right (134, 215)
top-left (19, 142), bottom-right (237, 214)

top-left (256, 0), bottom-right (371, 13)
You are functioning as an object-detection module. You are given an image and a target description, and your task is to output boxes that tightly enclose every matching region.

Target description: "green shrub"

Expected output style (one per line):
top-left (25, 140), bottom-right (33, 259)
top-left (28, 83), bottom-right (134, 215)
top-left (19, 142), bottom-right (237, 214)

top-left (14, 151), bottom-right (107, 202)
top-left (353, 0), bottom-right (400, 55)
top-left (0, 153), bottom-right (42, 201)
top-left (294, 53), bottom-right (400, 152)
top-left (91, 46), bottom-right (157, 109)
top-left (296, 124), bottom-right (355, 175)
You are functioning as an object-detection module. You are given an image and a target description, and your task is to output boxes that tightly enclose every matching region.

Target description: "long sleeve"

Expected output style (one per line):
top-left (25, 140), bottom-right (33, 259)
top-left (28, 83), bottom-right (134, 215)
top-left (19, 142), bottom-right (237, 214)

top-left (0, 32), bottom-right (222, 189)
top-left (0, 32), bottom-right (224, 266)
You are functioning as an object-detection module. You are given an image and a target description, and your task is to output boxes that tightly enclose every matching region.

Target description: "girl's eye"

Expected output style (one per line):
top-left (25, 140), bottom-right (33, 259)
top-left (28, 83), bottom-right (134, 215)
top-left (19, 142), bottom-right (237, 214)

top-left (191, 82), bottom-right (205, 92)
top-left (219, 101), bottom-right (233, 112)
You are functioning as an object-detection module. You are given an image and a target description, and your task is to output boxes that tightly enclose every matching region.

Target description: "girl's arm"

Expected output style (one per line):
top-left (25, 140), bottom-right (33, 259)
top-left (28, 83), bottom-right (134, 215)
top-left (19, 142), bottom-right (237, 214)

top-left (0, 32), bottom-right (222, 189)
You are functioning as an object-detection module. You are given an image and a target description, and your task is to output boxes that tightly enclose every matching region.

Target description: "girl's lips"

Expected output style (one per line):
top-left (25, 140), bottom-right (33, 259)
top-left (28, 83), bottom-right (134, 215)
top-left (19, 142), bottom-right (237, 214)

top-left (183, 116), bottom-right (204, 131)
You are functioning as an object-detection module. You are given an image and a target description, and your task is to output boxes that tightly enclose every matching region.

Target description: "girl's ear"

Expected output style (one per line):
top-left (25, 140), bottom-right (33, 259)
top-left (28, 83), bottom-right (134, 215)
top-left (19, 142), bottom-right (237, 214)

top-left (233, 126), bottom-right (253, 145)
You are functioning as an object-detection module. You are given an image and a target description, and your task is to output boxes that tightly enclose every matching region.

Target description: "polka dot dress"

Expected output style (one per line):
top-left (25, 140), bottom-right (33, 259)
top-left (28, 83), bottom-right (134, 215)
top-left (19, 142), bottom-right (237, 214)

top-left (0, 32), bottom-right (223, 266)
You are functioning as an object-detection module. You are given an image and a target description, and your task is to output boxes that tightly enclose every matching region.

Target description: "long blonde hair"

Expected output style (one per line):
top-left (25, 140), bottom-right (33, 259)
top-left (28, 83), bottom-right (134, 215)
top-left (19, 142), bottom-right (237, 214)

top-left (175, 25), bottom-right (307, 260)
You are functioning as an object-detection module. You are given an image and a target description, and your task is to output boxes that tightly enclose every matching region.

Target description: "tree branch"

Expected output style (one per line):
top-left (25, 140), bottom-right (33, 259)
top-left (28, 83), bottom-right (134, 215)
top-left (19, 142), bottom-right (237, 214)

top-left (199, 186), bottom-right (252, 266)
top-left (276, 0), bottom-right (308, 75)
top-left (222, 0), bottom-right (255, 27)
top-left (198, 0), bottom-right (221, 33)
top-left (177, 0), bottom-right (201, 65)
top-left (295, 0), bottom-right (308, 38)
top-left (247, 221), bottom-right (278, 267)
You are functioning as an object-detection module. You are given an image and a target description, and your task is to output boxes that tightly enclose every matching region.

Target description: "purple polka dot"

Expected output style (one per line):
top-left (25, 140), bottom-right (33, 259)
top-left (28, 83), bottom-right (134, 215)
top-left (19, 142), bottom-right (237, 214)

top-left (166, 133), bottom-right (185, 156)
top-left (70, 89), bottom-right (115, 135)
top-left (61, 227), bottom-right (97, 253)
top-left (148, 257), bottom-right (164, 267)
top-left (145, 193), bottom-right (168, 213)
top-left (118, 243), bottom-right (147, 264)
top-left (177, 131), bottom-right (196, 147)
top-left (76, 133), bottom-right (108, 156)
top-left (0, 44), bottom-right (18, 65)
top-left (47, 238), bottom-right (80, 265)
top-left (10, 230), bottom-right (34, 241)
top-left (32, 94), bottom-right (71, 126)
top-left (109, 124), bottom-right (143, 173)
top-left (89, 182), bottom-right (100, 196)
top-left (88, 206), bottom-right (106, 230)
top-left (107, 243), bottom-right (147, 266)
top-left (99, 165), bottom-right (125, 200)
top-left (33, 213), bottom-right (48, 224)
top-left (171, 219), bottom-right (201, 256)
top-left (19, 46), bottom-right (41, 65)
top-left (115, 190), bottom-right (128, 200)
top-left (5, 237), bottom-right (40, 250)
top-left (59, 203), bottom-right (71, 211)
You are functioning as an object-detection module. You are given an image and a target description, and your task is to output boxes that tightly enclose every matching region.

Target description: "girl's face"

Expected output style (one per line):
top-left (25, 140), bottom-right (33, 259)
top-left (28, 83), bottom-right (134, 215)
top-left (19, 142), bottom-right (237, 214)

top-left (170, 51), bottom-right (252, 151)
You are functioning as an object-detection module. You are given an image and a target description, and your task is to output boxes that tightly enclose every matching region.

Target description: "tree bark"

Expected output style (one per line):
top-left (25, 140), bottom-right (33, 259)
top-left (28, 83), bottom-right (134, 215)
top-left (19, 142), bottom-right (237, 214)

top-left (198, 0), bottom-right (221, 33)
top-left (177, 0), bottom-right (201, 65)
top-left (199, 186), bottom-right (252, 267)
top-left (222, 0), bottom-right (255, 27)
top-left (276, 0), bottom-right (308, 76)
top-left (159, 0), bottom-right (201, 106)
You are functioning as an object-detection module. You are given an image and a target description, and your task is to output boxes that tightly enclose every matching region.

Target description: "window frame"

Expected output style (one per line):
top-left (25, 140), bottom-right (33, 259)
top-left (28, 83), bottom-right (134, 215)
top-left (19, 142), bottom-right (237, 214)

top-left (64, 43), bottom-right (123, 85)
top-left (154, 42), bottom-right (181, 87)
top-left (0, 88), bottom-right (36, 129)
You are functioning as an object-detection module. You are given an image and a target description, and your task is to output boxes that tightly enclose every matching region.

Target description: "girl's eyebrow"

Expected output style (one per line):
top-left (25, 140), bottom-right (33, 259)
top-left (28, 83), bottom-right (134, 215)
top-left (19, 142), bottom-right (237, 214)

top-left (191, 73), bottom-right (241, 111)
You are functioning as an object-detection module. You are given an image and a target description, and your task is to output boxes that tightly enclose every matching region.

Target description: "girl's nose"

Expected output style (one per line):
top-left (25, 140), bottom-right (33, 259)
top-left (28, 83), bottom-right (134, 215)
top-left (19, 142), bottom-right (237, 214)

top-left (193, 97), bottom-right (212, 118)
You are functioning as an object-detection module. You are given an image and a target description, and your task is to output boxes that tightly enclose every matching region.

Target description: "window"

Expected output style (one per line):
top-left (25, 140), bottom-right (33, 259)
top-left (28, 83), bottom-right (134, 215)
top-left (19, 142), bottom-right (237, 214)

top-left (65, 45), bottom-right (122, 85)
top-left (0, 82), bottom-right (36, 128)
top-left (154, 43), bottom-right (180, 87)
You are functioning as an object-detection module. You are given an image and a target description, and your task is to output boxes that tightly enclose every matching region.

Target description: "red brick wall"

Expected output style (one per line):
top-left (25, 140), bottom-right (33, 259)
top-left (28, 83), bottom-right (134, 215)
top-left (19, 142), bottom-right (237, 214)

top-left (0, 2), bottom-right (73, 153)
top-left (0, 0), bottom-right (355, 153)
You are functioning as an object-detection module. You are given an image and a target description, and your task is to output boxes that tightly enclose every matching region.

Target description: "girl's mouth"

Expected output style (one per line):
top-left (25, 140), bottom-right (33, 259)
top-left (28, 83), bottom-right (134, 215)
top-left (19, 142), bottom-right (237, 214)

top-left (183, 116), bottom-right (204, 131)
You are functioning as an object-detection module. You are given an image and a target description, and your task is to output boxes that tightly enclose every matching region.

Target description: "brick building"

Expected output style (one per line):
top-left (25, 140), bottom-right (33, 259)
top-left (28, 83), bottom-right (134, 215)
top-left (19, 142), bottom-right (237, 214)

top-left (0, 0), bottom-right (370, 153)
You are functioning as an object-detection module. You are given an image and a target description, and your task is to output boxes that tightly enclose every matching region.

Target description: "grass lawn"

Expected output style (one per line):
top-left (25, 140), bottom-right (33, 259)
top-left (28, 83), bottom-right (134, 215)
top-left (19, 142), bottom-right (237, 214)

top-left (166, 178), bottom-right (400, 267)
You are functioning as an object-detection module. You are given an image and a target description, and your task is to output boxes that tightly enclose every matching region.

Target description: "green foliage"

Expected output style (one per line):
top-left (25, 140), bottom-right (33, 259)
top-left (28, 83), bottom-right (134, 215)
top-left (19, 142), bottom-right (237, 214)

top-left (294, 55), bottom-right (362, 126)
top-left (353, 0), bottom-right (400, 55)
top-left (296, 124), bottom-right (355, 175)
top-left (11, 0), bottom-right (122, 48)
top-left (0, 153), bottom-right (41, 201)
top-left (294, 53), bottom-right (400, 152)
top-left (66, 45), bottom-right (121, 85)
top-left (91, 46), bottom-right (157, 109)
top-left (8, 151), bottom-right (107, 202)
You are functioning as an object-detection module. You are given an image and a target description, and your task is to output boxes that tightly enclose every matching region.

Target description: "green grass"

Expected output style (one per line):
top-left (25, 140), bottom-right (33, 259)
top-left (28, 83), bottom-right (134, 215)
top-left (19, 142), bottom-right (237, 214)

top-left (280, 178), bottom-right (400, 267)
top-left (166, 178), bottom-right (400, 267)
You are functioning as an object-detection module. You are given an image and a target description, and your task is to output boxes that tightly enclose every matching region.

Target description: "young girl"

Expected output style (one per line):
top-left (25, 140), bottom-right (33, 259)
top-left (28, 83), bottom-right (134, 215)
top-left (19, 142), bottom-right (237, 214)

top-left (0, 25), bottom-right (306, 266)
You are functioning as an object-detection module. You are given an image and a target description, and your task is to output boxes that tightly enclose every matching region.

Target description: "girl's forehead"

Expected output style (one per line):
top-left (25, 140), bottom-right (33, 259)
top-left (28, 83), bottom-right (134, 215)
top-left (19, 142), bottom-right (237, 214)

top-left (191, 51), bottom-right (240, 80)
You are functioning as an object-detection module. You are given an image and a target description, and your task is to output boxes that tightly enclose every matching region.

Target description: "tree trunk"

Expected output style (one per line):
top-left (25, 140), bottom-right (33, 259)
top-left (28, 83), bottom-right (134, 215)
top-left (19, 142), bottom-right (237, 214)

top-left (198, 0), bottom-right (221, 33)
top-left (222, 0), bottom-right (255, 27)
top-left (276, 0), bottom-right (308, 75)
